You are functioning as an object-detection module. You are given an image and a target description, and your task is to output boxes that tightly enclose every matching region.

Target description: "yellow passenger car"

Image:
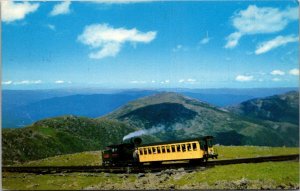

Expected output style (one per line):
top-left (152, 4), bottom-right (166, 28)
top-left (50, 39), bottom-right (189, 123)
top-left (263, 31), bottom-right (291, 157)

top-left (137, 136), bottom-right (218, 163)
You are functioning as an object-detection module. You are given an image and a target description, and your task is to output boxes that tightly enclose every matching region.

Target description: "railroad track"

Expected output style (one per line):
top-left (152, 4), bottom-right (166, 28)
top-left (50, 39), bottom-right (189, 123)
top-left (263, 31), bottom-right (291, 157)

top-left (3, 154), bottom-right (298, 174)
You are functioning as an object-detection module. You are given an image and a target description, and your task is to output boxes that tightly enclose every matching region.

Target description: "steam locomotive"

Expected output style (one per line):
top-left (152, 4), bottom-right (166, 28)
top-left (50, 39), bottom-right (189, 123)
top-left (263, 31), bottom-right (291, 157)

top-left (102, 136), bottom-right (218, 166)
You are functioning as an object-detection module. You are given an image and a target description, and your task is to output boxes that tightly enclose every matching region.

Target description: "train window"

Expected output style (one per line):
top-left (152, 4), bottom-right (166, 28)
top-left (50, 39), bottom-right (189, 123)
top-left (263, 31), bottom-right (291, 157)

top-left (162, 146), bottom-right (166, 153)
top-left (166, 146), bottom-right (170, 153)
top-left (192, 143), bottom-right (197, 151)
top-left (152, 147), bottom-right (157, 154)
top-left (144, 148), bottom-right (147, 155)
top-left (171, 145), bottom-right (176, 152)
top-left (176, 145), bottom-right (181, 152)
top-left (157, 147), bottom-right (161, 153)
top-left (139, 148), bottom-right (143, 155)
top-left (187, 143), bottom-right (191, 151)
top-left (148, 148), bottom-right (152, 154)
top-left (181, 144), bottom-right (186, 152)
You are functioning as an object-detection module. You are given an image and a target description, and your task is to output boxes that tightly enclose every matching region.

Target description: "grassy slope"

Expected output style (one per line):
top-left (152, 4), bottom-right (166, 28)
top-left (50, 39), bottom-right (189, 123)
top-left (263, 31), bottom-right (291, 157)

top-left (214, 145), bottom-right (299, 159)
top-left (16, 151), bottom-right (103, 167)
top-left (2, 116), bottom-right (135, 165)
top-left (15, 145), bottom-right (299, 167)
top-left (174, 161), bottom-right (299, 189)
top-left (2, 172), bottom-right (133, 190)
top-left (3, 161), bottom-right (298, 190)
top-left (3, 146), bottom-right (299, 190)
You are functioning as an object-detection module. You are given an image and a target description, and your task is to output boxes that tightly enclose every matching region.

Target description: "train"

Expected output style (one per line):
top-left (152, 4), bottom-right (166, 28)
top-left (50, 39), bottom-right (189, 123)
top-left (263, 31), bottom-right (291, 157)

top-left (102, 136), bottom-right (218, 166)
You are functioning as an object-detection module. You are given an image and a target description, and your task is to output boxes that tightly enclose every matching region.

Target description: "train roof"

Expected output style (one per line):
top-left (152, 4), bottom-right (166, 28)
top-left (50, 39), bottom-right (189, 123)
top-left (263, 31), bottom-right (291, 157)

top-left (140, 136), bottom-right (214, 147)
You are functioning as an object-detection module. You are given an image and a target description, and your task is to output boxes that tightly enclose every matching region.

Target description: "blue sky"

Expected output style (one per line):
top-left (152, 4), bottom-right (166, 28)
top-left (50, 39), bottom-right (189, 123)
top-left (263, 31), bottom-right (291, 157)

top-left (2, 0), bottom-right (299, 89)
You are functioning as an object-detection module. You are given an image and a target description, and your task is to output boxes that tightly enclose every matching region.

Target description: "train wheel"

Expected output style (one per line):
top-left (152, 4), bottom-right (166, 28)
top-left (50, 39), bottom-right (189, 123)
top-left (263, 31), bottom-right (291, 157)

top-left (189, 159), bottom-right (202, 166)
top-left (151, 161), bottom-right (161, 167)
top-left (202, 157), bottom-right (208, 166)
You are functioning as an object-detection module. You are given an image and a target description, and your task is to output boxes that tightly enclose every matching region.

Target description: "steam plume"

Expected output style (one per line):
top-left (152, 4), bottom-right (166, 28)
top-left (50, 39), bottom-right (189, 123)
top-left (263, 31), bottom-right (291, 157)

top-left (122, 125), bottom-right (165, 141)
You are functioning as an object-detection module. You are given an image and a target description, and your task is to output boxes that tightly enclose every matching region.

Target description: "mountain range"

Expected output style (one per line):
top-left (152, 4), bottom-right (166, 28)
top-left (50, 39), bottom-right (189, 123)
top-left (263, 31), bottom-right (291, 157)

top-left (2, 90), bottom-right (299, 165)
top-left (2, 87), bottom-right (297, 128)
top-left (227, 91), bottom-right (299, 125)
top-left (104, 92), bottom-right (299, 146)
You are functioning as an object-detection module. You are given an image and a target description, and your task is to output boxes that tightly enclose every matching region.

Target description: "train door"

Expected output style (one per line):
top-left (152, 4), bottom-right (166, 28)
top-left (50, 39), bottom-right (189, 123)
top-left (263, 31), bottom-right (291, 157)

top-left (204, 137), bottom-right (218, 159)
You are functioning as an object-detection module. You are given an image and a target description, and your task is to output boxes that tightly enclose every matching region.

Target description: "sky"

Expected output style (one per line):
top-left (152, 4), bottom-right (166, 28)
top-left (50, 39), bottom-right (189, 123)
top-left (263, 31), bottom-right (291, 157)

top-left (2, 0), bottom-right (299, 89)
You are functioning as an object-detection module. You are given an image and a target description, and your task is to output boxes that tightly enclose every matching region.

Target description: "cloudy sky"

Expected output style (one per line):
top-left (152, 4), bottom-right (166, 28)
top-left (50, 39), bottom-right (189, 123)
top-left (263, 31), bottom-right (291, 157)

top-left (2, 0), bottom-right (299, 89)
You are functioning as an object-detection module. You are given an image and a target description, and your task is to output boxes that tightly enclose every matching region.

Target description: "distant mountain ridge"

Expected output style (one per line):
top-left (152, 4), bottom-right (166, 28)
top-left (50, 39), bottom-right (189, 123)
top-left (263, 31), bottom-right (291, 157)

top-left (3, 88), bottom-right (297, 128)
top-left (2, 92), bottom-right (155, 128)
top-left (2, 90), bottom-right (299, 164)
top-left (227, 91), bottom-right (299, 124)
top-left (104, 92), bottom-right (299, 147)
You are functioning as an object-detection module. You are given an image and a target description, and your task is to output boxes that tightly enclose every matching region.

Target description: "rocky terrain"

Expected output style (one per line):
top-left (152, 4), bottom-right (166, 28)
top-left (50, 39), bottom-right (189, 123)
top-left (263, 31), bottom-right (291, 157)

top-left (86, 168), bottom-right (299, 190)
top-left (5, 162), bottom-right (298, 190)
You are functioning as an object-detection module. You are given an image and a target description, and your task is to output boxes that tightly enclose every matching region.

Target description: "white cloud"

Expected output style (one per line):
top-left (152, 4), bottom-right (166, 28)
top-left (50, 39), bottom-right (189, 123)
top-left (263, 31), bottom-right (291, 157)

top-left (54, 80), bottom-right (72, 84)
top-left (272, 78), bottom-right (281, 82)
top-left (172, 44), bottom-right (188, 52)
top-left (172, 45), bottom-right (182, 52)
top-left (200, 32), bottom-right (211, 45)
top-left (225, 32), bottom-right (242, 49)
top-left (13, 80), bottom-right (42, 85)
top-left (235, 75), bottom-right (254, 82)
top-left (130, 80), bottom-right (147, 84)
top-left (270, 70), bottom-right (285, 76)
top-left (160, 80), bottom-right (170, 84)
top-left (187, 78), bottom-right (196, 82)
top-left (200, 37), bottom-right (211, 45)
top-left (255, 35), bottom-right (298, 55)
top-left (90, 42), bottom-right (121, 59)
top-left (78, 23), bottom-right (156, 59)
top-left (225, 5), bottom-right (298, 48)
top-left (49, 1), bottom-right (71, 16)
top-left (2, 81), bottom-right (13, 85)
top-left (233, 6), bottom-right (297, 34)
top-left (200, 31), bottom-right (211, 44)
top-left (178, 78), bottom-right (196, 84)
top-left (47, 24), bottom-right (56, 31)
top-left (289, 68), bottom-right (299, 76)
top-left (1, 1), bottom-right (39, 23)
top-left (55, 80), bottom-right (65, 84)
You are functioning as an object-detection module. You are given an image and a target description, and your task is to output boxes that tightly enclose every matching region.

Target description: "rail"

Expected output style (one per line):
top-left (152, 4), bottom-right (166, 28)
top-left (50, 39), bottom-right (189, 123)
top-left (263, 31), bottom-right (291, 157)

top-left (3, 154), bottom-right (298, 174)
